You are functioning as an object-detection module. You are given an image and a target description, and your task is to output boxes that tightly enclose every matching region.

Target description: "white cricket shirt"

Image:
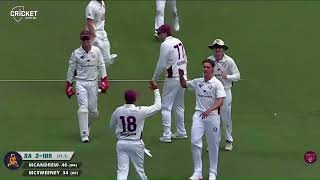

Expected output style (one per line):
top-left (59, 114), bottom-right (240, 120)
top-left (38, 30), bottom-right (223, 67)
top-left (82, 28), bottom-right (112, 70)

top-left (152, 36), bottom-right (188, 80)
top-left (187, 76), bottom-right (226, 115)
top-left (110, 89), bottom-right (161, 141)
top-left (207, 54), bottom-right (240, 89)
top-left (86, 0), bottom-right (106, 32)
top-left (66, 45), bottom-right (106, 82)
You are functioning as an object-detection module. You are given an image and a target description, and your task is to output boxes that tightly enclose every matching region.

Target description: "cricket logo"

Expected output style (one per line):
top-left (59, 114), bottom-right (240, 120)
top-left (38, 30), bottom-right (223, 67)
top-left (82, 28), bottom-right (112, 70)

top-left (10, 6), bottom-right (38, 22)
top-left (304, 151), bottom-right (317, 164)
top-left (3, 151), bottom-right (23, 170)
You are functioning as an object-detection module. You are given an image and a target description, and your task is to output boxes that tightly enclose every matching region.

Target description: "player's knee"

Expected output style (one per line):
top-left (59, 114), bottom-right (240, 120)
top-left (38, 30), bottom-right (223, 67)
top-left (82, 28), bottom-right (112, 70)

top-left (191, 138), bottom-right (202, 148)
top-left (89, 111), bottom-right (99, 119)
top-left (161, 109), bottom-right (171, 118)
top-left (78, 105), bottom-right (88, 113)
top-left (161, 104), bottom-right (172, 111)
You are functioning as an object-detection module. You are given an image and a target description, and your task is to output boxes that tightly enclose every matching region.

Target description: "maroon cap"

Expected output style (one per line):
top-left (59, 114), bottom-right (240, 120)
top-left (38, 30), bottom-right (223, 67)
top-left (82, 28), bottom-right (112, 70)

top-left (80, 30), bottom-right (91, 39)
top-left (156, 24), bottom-right (171, 36)
top-left (124, 90), bottom-right (137, 104)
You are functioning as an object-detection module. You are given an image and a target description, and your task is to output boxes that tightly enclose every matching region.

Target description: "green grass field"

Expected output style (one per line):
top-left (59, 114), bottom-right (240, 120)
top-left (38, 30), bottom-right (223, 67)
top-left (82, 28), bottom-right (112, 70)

top-left (1, 1), bottom-right (320, 180)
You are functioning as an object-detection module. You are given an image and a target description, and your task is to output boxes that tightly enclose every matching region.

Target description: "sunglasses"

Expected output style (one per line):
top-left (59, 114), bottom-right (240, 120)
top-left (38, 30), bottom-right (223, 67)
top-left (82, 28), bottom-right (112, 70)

top-left (81, 36), bottom-right (91, 41)
top-left (213, 44), bottom-right (224, 49)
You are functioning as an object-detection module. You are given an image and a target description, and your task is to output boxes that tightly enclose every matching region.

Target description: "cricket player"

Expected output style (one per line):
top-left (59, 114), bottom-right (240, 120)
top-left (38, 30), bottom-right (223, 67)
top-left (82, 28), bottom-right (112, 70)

top-left (65, 30), bottom-right (109, 143)
top-left (207, 39), bottom-right (240, 151)
top-left (154, 0), bottom-right (180, 37)
top-left (152, 24), bottom-right (187, 143)
top-left (110, 81), bottom-right (161, 180)
top-left (86, 0), bottom-right (117, 66)
top-left (179, 60), bottom-right (226, 180)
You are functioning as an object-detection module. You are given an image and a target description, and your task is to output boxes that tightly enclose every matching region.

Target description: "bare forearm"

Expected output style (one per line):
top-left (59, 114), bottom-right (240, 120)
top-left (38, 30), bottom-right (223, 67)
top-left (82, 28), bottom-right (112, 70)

top-left (209, 98), bottom-right (224, 112)
top-left (179, 75), bottom-right (187, 88)
top-left (86, 19), bottom-right (96, 37)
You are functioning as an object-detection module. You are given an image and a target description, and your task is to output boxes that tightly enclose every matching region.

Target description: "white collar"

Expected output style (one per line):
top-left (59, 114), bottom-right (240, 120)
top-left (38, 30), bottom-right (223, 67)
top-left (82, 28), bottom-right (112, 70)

top-left (124, 104), bottom-right (136, 108)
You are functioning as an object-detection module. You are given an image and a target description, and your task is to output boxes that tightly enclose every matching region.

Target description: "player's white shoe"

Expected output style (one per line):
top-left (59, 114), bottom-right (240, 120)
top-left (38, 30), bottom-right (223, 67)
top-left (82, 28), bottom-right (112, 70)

top-left (225, 142), bottom-right (233, 151)
top-left (81, 136), bottom-right (89, 143)
top-left (209, 173), bottom-right (217, 180)
top-left (189, 173), bottom-right (203, 180)
top-left (159, 136), bottom-right (171, 143)
top-left (171, 133), bottom-right (188, 139)
top-left (174, 21), bottom-right (180, 32)
top-left (144, 148), bottom-right (152, 157)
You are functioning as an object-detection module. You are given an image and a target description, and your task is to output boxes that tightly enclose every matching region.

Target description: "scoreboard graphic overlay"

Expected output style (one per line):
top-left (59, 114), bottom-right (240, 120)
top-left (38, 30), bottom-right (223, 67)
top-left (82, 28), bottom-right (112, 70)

top-left (4, 151), bottom-right (81, 177)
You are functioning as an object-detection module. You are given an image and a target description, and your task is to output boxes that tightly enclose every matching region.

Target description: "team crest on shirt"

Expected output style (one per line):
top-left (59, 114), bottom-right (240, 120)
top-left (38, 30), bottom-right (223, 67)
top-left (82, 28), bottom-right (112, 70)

top-left (221, 62), bottom-right (227, 68)
top-left (90, 52), bottom-right (95, 58)
top-left (208, 85), bottom-right (213, 89)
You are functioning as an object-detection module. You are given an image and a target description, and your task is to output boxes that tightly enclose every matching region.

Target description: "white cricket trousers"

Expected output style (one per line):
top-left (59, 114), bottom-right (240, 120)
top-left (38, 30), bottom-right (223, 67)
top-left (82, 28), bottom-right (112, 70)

top-left (191, 111), bottom-right (221, 177)
top-left (220, 88), bottom-right (233, 142)
top-left (116, 140), bottom-right (147, 180)
top-left (161, 78), bottom-right (186, 138)
top-left (92, 30), bottom-right (112, 65)
top-left (76, 80), bottom-right (98, 137)
top-left (154, 0), bottom-right (178, 30)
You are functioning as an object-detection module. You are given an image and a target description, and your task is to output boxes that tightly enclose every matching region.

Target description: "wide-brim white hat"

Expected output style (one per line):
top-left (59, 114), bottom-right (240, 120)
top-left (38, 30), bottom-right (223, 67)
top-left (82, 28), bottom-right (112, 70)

top-left (208, 39), bottom-right (228, 50)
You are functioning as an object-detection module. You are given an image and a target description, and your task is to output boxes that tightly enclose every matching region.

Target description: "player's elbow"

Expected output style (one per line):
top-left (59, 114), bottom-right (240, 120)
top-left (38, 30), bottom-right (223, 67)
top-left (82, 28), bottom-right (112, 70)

top-left (233, 73), bottom-right (241, 82)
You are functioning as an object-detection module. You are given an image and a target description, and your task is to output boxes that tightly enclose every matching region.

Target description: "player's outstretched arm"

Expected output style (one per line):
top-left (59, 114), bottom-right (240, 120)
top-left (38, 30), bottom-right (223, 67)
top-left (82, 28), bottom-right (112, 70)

top-left (143, 81), bottom-right (161, 118)
top-left (86, 19), bottom-right (96, 38)
top-left (178, 69), bottom-right (187, 88)
top-left (149, 80), bottom-right (159, 91)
